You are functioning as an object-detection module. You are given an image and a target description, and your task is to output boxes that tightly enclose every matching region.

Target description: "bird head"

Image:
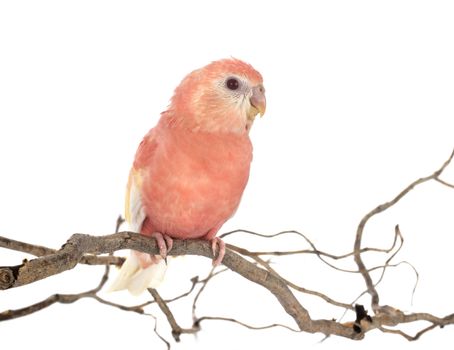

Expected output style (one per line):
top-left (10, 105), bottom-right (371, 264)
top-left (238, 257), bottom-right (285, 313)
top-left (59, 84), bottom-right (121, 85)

top-left (166, 58), bottom-right (266, 134)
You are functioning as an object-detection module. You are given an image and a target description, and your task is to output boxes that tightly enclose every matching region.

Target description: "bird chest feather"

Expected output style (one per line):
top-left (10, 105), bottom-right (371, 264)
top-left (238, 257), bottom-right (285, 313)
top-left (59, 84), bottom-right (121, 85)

top-left (138, 126), bottom-right (252, 238)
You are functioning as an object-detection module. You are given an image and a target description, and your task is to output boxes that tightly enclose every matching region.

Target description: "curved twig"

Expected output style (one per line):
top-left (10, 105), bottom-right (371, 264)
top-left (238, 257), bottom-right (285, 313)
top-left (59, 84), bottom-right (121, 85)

top-left (353, 149), bottom-right (454, 310)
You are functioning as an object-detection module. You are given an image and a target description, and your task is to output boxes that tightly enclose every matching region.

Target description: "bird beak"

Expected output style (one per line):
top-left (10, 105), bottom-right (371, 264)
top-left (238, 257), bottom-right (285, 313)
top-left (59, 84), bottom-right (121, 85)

top-left (249, 85), bottom-right (266, 118)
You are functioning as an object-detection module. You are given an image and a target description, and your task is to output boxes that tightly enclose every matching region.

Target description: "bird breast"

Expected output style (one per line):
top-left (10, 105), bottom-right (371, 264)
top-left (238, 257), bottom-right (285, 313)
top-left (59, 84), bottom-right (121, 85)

top-left (140, 127), bottom-right (253, 239)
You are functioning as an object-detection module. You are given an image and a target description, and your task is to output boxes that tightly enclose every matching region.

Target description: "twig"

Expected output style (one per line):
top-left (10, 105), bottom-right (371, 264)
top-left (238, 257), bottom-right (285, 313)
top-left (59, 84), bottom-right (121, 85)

top-left (353, 148), bottom-right (454, 310)
top-left (191, 266), bottom-right (225, 322)
top-left (0, 264), bottom-right (109, 321)
top-left (221, 228), bottom-right (402, 274)
top-left (148, 312), bottom-right (171, 350)
top-left (435, 177), bottom-right (454, 189)
top-left (0, 216), bottom-right (124, 321)
top-left (222, 229), bottom-right (400, 260)
top-left (149, 288), bottom-right (200, 341)
top-left (378, 324), bottom-right (438, 341)
top-left (195, 316), bottom-right (301, 332)
top-left (226, 243), bottom-right (354, 310)
top-left (149, 288), bottom-right (178, 331)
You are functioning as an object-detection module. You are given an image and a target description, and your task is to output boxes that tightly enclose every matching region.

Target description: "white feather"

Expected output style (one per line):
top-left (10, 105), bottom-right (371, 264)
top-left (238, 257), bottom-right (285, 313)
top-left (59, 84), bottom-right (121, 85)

top-left (108, 252), bottom-right (167, 295)
top-left (128, 173), bottom-right (146, 233)
top-left (109, 171), bottom-right (167, 294)
top-left (108, 251), bottom-right (140, 292)
top-left (127, 257), bottom-right (167, 295)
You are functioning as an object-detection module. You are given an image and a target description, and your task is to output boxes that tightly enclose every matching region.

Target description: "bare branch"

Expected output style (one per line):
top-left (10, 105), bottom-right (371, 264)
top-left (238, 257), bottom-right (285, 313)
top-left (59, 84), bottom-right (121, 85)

top-left (353, 148), bottom-right (454, 310)
top-left (1, 150), bottom-right (453, 345)
top-left (0, 235), bottom-right (124, 266)
top-left (0, 232), bottom-right (359, 339)
top-left (149, 288), bottom-right (200, 341)
top-left (196, 316), bottom-right (301, 332)
top-left (149, 313), bottom-right (171, 350)
top-left (435, 177), bottom-right (454, 189)
top-left (222, 228), bottom-right (402, 275)
top-left (0, 264), bottom-right (109, 321)
top-left (191, 266), bottom-right (218, 322)
top-left (222, 229), bottom-right (399, 259)
top-left (378, 324), bottom-right (438, 341)
top-left (226, 243), bottom-right (354, 310)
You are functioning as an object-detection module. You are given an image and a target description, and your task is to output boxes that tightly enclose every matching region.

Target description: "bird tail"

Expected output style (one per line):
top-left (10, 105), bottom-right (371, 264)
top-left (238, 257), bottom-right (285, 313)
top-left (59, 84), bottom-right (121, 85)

top-left (108, 252), bottom-right (167, 295)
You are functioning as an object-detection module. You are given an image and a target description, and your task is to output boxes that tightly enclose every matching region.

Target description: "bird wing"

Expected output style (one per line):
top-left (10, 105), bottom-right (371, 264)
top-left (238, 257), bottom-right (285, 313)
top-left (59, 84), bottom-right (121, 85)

top-left (110, 130), bottom-right (166, 295)
top-left (124, 129), bottom-right (158, 232)
top-left (124, 168), bottom-right (146, 233)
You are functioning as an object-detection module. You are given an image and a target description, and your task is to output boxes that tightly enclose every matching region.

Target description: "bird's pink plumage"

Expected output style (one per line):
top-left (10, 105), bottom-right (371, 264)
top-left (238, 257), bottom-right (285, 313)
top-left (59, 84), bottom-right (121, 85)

top-left (130, 58), bottom-right (263, 242)
top-left (135, 122), bottom-right (252, 239)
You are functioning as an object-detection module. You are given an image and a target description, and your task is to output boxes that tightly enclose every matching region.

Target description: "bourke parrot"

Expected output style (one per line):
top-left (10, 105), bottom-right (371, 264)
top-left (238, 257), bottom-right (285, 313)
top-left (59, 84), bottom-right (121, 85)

top-left (110, 58), bottom-right (266, 295)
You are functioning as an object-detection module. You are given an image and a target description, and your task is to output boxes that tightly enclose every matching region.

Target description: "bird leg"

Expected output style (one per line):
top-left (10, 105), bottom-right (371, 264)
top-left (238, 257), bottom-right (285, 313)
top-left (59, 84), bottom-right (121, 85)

top-left (135, 231), bottom-right (173, 268)
top-left (201, 223), bottom-right (226, 266)
top-left (149, 232), bottom-right (173, 264)
top-left (211, 237), bottom-right (226, 266)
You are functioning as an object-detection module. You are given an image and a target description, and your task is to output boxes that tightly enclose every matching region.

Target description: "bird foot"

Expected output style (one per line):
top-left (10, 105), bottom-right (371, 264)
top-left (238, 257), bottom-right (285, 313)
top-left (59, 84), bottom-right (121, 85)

top-left (211, 237), bottom-right (226, 266)
top-left (135, 232), bottom-right (173, 269)
top-left (150, 232), bottom-right (173, 260)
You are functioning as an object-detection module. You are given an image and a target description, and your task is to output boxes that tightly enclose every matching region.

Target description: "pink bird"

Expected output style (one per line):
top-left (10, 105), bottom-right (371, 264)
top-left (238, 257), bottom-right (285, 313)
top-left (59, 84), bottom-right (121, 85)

top-left (110, 58), bottom-right (266, 294)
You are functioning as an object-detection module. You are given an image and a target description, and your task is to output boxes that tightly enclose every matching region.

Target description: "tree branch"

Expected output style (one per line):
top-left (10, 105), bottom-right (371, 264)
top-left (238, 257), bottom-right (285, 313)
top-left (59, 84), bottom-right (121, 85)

top-left (353, 148), bottom-right (454, 311)
top-left (149, 288), bottom-right (200, 341)
top-left (1, 149), bottom-right (454, 346)
top-left (0, 231), bottom-right (358, 339)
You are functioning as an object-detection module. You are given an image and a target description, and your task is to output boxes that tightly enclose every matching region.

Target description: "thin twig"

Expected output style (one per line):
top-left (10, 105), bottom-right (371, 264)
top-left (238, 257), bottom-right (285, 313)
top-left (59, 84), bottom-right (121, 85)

top-left (353, 148), bottom-right (454, 310)
top-left (196, 316), bottom-right (301, 332)
top-left (435, 177), bottom-right (454, 189)
top-left (221, 228), bottom-right (402, 274)
top-left (226, 243), bottom-right (354, 310)
top-left (148, 312), bottom-right (171, 350)
top-left (192, 267), bottom-right (219, 322)
top-left (149, 288), bottom-right (200, 342)
top-left (0, 266), bottom-right (109, 321)
top-left (378, 324), bottom-right (438, 341)
top-left (222, 229), bottom-right (400, 259)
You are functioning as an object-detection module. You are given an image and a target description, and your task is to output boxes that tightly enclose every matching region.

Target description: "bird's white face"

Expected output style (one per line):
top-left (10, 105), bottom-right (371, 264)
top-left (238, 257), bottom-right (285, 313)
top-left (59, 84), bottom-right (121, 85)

top-left (198, 74), bottom-right (266, 133)
top-left (216, 75), bottom-right (266, 125)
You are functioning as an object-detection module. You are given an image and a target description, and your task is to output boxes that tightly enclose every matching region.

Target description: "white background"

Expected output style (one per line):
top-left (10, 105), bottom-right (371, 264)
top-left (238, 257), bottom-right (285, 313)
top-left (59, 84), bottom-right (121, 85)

top-left (1, 1), bottom-right (454, 349)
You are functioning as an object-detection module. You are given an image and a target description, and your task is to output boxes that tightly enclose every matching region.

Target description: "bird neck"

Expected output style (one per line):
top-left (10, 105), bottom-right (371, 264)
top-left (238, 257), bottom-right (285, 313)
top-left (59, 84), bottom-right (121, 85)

top-left (159, 110), bottom-right (251, 135)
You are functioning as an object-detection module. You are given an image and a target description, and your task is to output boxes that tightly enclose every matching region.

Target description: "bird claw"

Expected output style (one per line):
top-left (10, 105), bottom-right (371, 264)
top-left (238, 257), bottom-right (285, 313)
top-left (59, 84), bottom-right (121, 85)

top-left (211, 237), bottom-right (226, 266)
top-left (150, 232), bottom-right (173, 260)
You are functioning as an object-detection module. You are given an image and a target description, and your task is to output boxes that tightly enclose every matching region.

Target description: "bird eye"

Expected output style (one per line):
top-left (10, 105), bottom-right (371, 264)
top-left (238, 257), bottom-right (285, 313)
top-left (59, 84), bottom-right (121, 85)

top-left (226, 78), bottom-right (240, 90)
